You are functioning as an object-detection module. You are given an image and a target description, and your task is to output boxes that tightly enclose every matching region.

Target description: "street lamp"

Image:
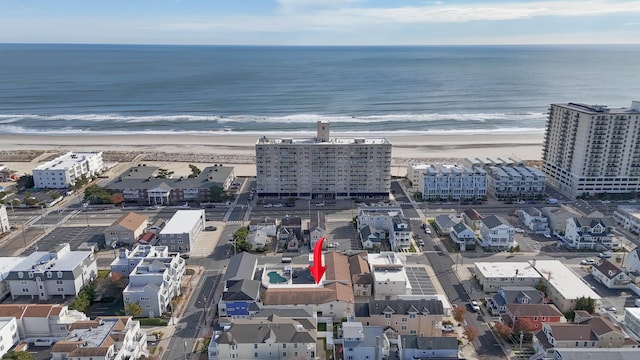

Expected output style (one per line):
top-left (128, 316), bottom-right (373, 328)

top-left (229, 239), bottom-right (237, 255)
top-left (184, 339), bottom-right (188, 360)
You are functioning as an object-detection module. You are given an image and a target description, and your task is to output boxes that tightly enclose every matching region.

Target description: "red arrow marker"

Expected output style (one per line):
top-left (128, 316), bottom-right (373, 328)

top-left (309, 236), bottom-right (327, 284)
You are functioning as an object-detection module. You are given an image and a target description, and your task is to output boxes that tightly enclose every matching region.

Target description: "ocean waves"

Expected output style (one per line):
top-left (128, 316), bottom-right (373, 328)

top-left (0, 112), bottom-right (546, 136)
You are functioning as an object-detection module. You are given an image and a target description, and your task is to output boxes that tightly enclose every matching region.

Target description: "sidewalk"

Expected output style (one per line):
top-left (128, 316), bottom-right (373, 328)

top-left (145, 264), bottom-right (207, 360)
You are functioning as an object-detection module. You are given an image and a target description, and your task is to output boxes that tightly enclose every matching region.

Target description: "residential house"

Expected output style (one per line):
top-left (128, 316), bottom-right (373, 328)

top-left (390, 216), bottom-right (412, 251)
top-left (6, 243), bottom-right (97, 301)
top-left (355, 299), bottom-right (445, 338)
top-left (533, 313), bottom-right (638, 358)
top-left (359, 225), bottom-right (383, 250)
top-left (279, 216), bottom-right (303, 247)
top-left (157, 209), bottom-right (205, 252)
top-left (462, 208), bottom-right (484, 231)
top-left (531, 260), bottom-right (601, 313)
top-left (51, 316), bottom-right (146, 360)
top-left (357, 207), bottom-right (404, 231)
top-left (0, 304), bottom-right (88, 342)
top-left (624, 307), bottom-right (640, 340)
top-left (110, 245), bottom-right (173, 279)
top-left (399, 336), bottom-right (459, 360)
top-left (479, 215), bottom-right (516, 248)
top-left (474, 262), bottom-right (541, 292)
top-left (450, 222), bottom-right (476, 251)
top-left (122, 255), bottom-right (185, 318)
top-left (209, 307), bottom-right (316, 360)
top-left (248, 229), bottom-right (269, 250)
top-left (591, 259), bottom-right (632, 289)
top-left (565, 217), bottom-right (617, 250)
top-left (368, 252), bottom-right (410, 299)
top-left (348, 253), bottom-right (373, 297)
top-left (248, 217), bottom-right (278, 236)
top-left (433, 214), bottom-right (460, 236)
top-left (106, 164), bottom-right (235, 205)
top-left (542, 205), bottom-right (582, 235)
top-left (572, 200), bottom-right (605, 218)
top-left (103, 212), bottom-right (149, 247)
top-left (487, 287), bottom-right (546, 316)
top-left (218, 253), bottom-right (260, 318)
top-left (309, 212), bottom-right (327, 250)
top-left (518, 207), bottom-right (549, 233)
top-left (342, 322), bottom-right (389, 360)
top-left (501, 304), bottom-right (564, 332)
top-left (613, 205), bottom-right (640, 235)
top-left (0, 317), bottom-right (19, 358)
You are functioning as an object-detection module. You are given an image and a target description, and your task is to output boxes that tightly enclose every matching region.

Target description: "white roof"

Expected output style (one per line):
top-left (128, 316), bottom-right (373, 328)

top-left (161, 210), bottom-right (204, 234)
top-left (531, 260), bottom-right (601, 301)
top-left (625, 307), bottom-right (640, 320)
top-left (33, 151), bottom-right (102, 171)
top-left (474, 262), bottom-right (541, 279)
top-left (0, 257), bottom-right (25, 279)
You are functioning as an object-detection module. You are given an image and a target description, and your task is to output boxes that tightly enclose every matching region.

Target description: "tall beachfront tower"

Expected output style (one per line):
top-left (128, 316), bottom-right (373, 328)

top-left (255, 121), bottom-right (392, 199)
top-left (542, 101), bottom-right (640, 198)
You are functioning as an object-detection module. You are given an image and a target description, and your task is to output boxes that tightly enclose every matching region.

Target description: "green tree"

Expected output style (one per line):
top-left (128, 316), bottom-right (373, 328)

top-left (534, 280), bottom-right (547, 294)
top-left (68, 293), bottom-right (90, 313)
top-left (3, 351), bottom-right (35, 360)
top-left (73, 175), bottom-right (90, 190)
top-left (124, 302), bottom-right (143, 318)
top-left (156, 168), bottom-right (174, 179)
top-left (188, 164), bottom-right (201, 178)
top-left (10, 198), bottom-right (20, 207)
top-left (575, 296), bottom-right (595, 314)
top-left (83, 185), bottom-right (112, 204)
top-left (49, 191), bottom-right (61, 200)
top-left (17, 175), bottom-right (34, 189)
top-left (209, 185), bottom-right (231, 202)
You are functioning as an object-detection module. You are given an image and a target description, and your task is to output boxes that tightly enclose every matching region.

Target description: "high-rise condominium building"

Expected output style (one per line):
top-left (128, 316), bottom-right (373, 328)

top-left (542, 101), bottom-right (640, 198)
top-left (255, 121), bottom-right (392, 199)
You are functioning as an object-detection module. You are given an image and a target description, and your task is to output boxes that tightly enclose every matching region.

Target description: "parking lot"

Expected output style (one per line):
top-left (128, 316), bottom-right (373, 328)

top-left (21, 225), bottom-right (107, 256)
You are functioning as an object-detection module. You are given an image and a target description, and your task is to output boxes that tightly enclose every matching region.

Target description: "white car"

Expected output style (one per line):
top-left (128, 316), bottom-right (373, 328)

top-left (470, 300), bottom-right (480, 312)
top-left (442, 324), bottom-right (455, 332)
top-left (315, 202), bottom-right (326, 207)
top-left (515, 227), bottom-right (525, 233)
top-left (425, 228), bottom-right (432, 234)
top-left (598, 251), bottom-right (613, 258)
top-left (273, 203), bottom-right (283, 208)
top-left (580, 258), bottom-right (596, 265)
top-left (263, 203), bottom-right (273, 208)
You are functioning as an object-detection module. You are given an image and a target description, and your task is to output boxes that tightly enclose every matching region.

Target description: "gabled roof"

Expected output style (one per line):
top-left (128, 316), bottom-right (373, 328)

top-left (482, 215), bottom-right (510, 229)
top-left (464, 208), bottom-right (483, 220)
top-left (506, 304), bottom-right (563, 318)
top-left (435, 214), bottom-right (459, 229)
top-left (0, 304), bottom-right (66, 319)
top-left (494, 287), bottom-right (545, 307)
top-left (401, 335), bottom-right (458, 351)
top-left (108, 212), bottom-right (147, 231)
top-left (107, 165), bottom-right (233, 191)
top-left (222, 279), bottom-right (261, 301)
top-left (224, 252), bottom-right (257, 283)
top-left (349, 253), bottom-right (372, 285)
top-left (324, 252), bottom-right (351, 283)
top-left (356, 299), bottom-right (444, 317)
top-left (593, 259), bottom-right (624, 279)
top-left (452, 222), bottom-right (472, 234)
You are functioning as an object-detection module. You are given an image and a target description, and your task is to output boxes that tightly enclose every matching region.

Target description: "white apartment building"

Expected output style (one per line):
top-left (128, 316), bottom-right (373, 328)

top-left (0, 257), bottom-right (23, 300)
top-left (542, 101), bottom-right (640, 199)
top-left (255, 121), bottom-right (392, 200)
top-left (518, 207), bottom-right (549, 233)
top-left (0, 304), bottom-right (89, 342)
top-left (474, 262), bottom-right (542, 292)
top-left (51, 316), bottom-right (147, 360)
top-left (613, 205), bottom-right (640, 235)
top-left (368, 252), bottom-right (410, 299)
top-left (479, 215), bottom-right (516, 249)
top-left (485, 165), bottom-right (547, 200)
top-left (390, 216), bottom-right (412, 251)
top-left (157, 209), bottom-right (205, 252)
top-left (6, 243), bottom-right (97, 301)
top-left (210, 308), bottom-right (317, 360)
top-left (564, 217), bottom-right (616, 250)
top-left (122, 255), bottom-right (185, 318)
top-left (406, 163), bottom-right (430, 193)
top-left (110, 245), bottom-right (173, 279)
top-left (357, 207), bottom-right (404, 231)
top-left (0, 317), bottom-right (19, 358)
top-left (420, 163), bottom-right (487, 200)
top-left (531, 260), bottom-right (601, 313)
top-left (624, 307), bottom-right (640, 340)
top-left (33, 151), bottom-right (104, 189)
top-left (0, 205), bottom-right (9, 233)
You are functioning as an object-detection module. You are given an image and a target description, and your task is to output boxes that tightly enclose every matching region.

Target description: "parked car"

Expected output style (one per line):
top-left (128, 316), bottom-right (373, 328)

top-left (598, 251), bottom-right (613, 258)
top-left (606, 306), bottom-right (617, 313)
top-left (580, 258), bottom-right (596, 265)
top-left (418, 239), bottom-right (425, 246)
top-left (425, 228), bottom-right (432, 234)
top-left (442, 324), bottom-right (455, 332)
top-left (470, 300), bottom-right (480, 312)
top-left (263, 203), bottom-right (273, 208)
top-left (514, 227), bottom-right (525, 233)
top-left (273, 203), bottom-right (283, 208)
top-left (315, 202), bottom-right (326, 207)
top-left (205, 226), bottom-right (217, 231)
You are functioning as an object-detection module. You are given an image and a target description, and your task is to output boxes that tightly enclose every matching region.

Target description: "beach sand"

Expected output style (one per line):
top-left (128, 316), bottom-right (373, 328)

top-left (0, 133), bottom-right (543, 179)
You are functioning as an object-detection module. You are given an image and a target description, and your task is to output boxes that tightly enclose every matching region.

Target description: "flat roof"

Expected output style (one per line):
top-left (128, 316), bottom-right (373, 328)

top-left (160, 210), bottom-right (204, 234)
top-left (0, 257), bottom-right (26, 278)
top-left (475, 262), bottom-right (541, 279)
top-left (625, 307), bottom-right (640, 319)
top-left (34, 151), bottom-right (102, 171)
top-left (257, 136), bottom-right (390, 145)
top-left (531, 260), bottom-right (601, 301)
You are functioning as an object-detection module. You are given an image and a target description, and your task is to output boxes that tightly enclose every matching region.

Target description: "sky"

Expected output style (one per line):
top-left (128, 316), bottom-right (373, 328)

top-left (1, 0), bottom-right (640, 45)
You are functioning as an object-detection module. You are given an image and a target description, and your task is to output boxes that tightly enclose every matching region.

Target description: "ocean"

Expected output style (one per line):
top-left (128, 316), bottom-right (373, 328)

top-left (1, 44), bottom-right (639, 136)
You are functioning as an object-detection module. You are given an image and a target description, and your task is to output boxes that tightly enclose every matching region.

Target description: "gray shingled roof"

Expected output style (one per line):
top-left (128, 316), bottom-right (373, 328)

top-left (224, 252), bottom-right (257, 283)
top-left (401, 335), bottom-right (458, 350)
top-left (482, 215), bottom-right (508, 229)
top-left (222, 279), bottom-right (261, 301)
top-left (356, 299), bottom-right (444, 317)
top-left (106, 165), bottom-right (233, 191)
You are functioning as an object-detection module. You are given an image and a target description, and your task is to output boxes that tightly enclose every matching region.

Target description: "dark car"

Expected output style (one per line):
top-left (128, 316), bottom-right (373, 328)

top-left (205, 226), bottom-right (217, 231)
